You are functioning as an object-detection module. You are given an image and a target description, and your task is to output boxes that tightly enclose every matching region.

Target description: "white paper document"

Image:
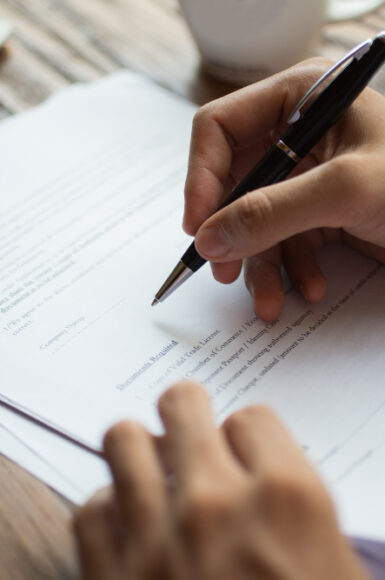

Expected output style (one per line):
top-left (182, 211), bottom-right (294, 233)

top-left (0, 72), bottom-right (384, 540)
top-left (0, 420), bottom-right (88, 502)
top-left (0, 403), bottom-right (110, 504)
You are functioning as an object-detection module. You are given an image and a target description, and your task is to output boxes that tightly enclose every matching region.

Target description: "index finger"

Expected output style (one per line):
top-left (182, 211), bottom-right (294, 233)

top-left (158, 381), bottom-right (237, 486)
top-left (183, 59), bottom-right (327, 235)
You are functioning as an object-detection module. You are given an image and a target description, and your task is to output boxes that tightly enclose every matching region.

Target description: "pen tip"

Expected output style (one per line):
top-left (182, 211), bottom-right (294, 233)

top-left (151, 298), bottom-right (159, 307)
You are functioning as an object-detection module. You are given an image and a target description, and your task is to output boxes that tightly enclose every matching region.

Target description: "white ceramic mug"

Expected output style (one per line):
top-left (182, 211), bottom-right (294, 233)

top-left (179, 0), bottom-right (385, 83)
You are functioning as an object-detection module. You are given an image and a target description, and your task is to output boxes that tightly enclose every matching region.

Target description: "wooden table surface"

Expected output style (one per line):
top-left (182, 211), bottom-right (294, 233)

top-left (0, 2), bottom-right (385, 578)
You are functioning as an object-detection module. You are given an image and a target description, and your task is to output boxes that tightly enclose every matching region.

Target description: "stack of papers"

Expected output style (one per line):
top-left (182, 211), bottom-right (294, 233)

top-left (0, 72), bottom-right (385, 541)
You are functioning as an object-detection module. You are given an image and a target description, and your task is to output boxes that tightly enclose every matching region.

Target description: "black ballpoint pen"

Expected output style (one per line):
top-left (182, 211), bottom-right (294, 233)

top-left (152, 32), bottom-right (385, 306)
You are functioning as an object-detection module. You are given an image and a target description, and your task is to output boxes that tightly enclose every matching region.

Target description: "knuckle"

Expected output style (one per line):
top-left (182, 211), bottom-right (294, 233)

top-left (260, 473), bottom-right (301, 504)
top-left (258, 472), bottom-right (333, 523)
top-left (235, 191), bottom-right (275, 240)
top-left (236, 195), bottom-right (259, 236)
top-left (326, 155), bottom-right (355, 186)
top-left (302, 57), bottom-right (333, 76)
top-left (258, 473), bottom-right (301, 511)
top-left (177, 485), bottom-right (234, 541)
top-left (286, 58), bottom-right (333, 88)
top-left (192, 103), bottom-right (215, 130)
top-left (324, 155), bottom-right (369, 226)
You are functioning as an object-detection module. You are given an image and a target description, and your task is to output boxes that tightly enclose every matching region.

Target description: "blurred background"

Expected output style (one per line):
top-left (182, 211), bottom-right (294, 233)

top-left (0, 0), bottom-right (385, 118)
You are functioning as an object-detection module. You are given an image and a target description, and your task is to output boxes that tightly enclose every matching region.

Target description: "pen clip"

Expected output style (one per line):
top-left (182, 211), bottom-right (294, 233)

top-left (287, 39), bottom-right (373, 124)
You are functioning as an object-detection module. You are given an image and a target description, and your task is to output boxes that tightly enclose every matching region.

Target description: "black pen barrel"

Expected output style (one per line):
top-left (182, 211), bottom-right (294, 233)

top-left (182, 145), bottom-right (297, 272)
top-left (181, 242), bottom-right (205, 272)
top-left (283, 35), bottom-right (385, 158)
top-left (181, 34), bottom-right (385, 276)
top-left (220, 145), bottom-right (298, 207)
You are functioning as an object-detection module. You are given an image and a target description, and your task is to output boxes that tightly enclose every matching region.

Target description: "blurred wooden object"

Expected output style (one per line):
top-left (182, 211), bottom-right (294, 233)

top-left (0, 1), bottom-right (384, 577)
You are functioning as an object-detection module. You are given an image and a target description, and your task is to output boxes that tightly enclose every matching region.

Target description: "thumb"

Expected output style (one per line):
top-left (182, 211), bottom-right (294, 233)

top-left (194, 155), bottom-right (363, 262)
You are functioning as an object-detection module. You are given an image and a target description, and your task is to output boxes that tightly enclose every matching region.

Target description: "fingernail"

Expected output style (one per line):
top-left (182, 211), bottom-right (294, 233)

top-left (195, 226), bottom-right (232, 258)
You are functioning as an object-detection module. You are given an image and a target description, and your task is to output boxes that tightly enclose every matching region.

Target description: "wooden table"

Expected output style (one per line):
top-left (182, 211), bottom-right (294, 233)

top-left (0, 2), bottom-right (385, 578)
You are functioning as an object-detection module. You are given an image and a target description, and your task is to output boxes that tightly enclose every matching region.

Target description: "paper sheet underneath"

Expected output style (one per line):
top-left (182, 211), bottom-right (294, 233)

top-left (0, 72), bottom-right (384, 541)
top-left (0, 402), bottom-right (110, 504)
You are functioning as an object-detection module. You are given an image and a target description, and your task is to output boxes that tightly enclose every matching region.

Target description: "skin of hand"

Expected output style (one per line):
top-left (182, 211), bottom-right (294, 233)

top-left (183, 58), bottom-right (385, 321)
top-left (74, 381), bottom-right (369, 580)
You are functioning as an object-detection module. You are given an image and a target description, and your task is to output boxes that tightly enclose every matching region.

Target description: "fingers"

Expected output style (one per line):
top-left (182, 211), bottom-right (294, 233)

top-left (244, 232), bottom-right (327, 321)
top-left (283, 232), bottom-right (327, 303)
top-left (194, 155), bottom-right (365, 262)
top-left (103, 421), bottom-right (166, 536)
top-left (211, 259), bottom-right (242, 284)
top-left (158, 382), bottom-right (236, 485)
top-left (74, 488), bottom-right (119, 580)
top-left (222, 405), bottom-right (312, 478)
top-left (222, 406), bottom-right (337, 550)
top-left (244, 246), bottom-right (284, 321)
top-left (183, 60), bottom-right (328, 235)
top-left (183, 109), bottom-right (234, 235)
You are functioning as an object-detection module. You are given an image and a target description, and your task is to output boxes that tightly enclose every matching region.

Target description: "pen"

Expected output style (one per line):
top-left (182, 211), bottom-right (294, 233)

top-left (152, 32), bottom-right (385, 306)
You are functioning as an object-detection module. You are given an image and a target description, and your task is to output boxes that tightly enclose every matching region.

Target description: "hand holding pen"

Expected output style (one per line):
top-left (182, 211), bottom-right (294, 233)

top-left (154, 33), bottom-right (385, 319)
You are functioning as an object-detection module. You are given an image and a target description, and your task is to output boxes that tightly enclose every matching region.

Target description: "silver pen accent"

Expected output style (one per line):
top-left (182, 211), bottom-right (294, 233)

top-left (276, 139), bottom-right (301, 163)
top-left (152, 33), bottom-right (385, 306)
top-left (152, 261), bottom-right (193, 306)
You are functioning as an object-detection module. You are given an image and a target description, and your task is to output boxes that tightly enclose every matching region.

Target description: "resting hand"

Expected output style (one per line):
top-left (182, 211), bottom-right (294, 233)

top-left (183, 59), bottom-right (385, 320)
top-left (74, 382), bottom-right (368, 580)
